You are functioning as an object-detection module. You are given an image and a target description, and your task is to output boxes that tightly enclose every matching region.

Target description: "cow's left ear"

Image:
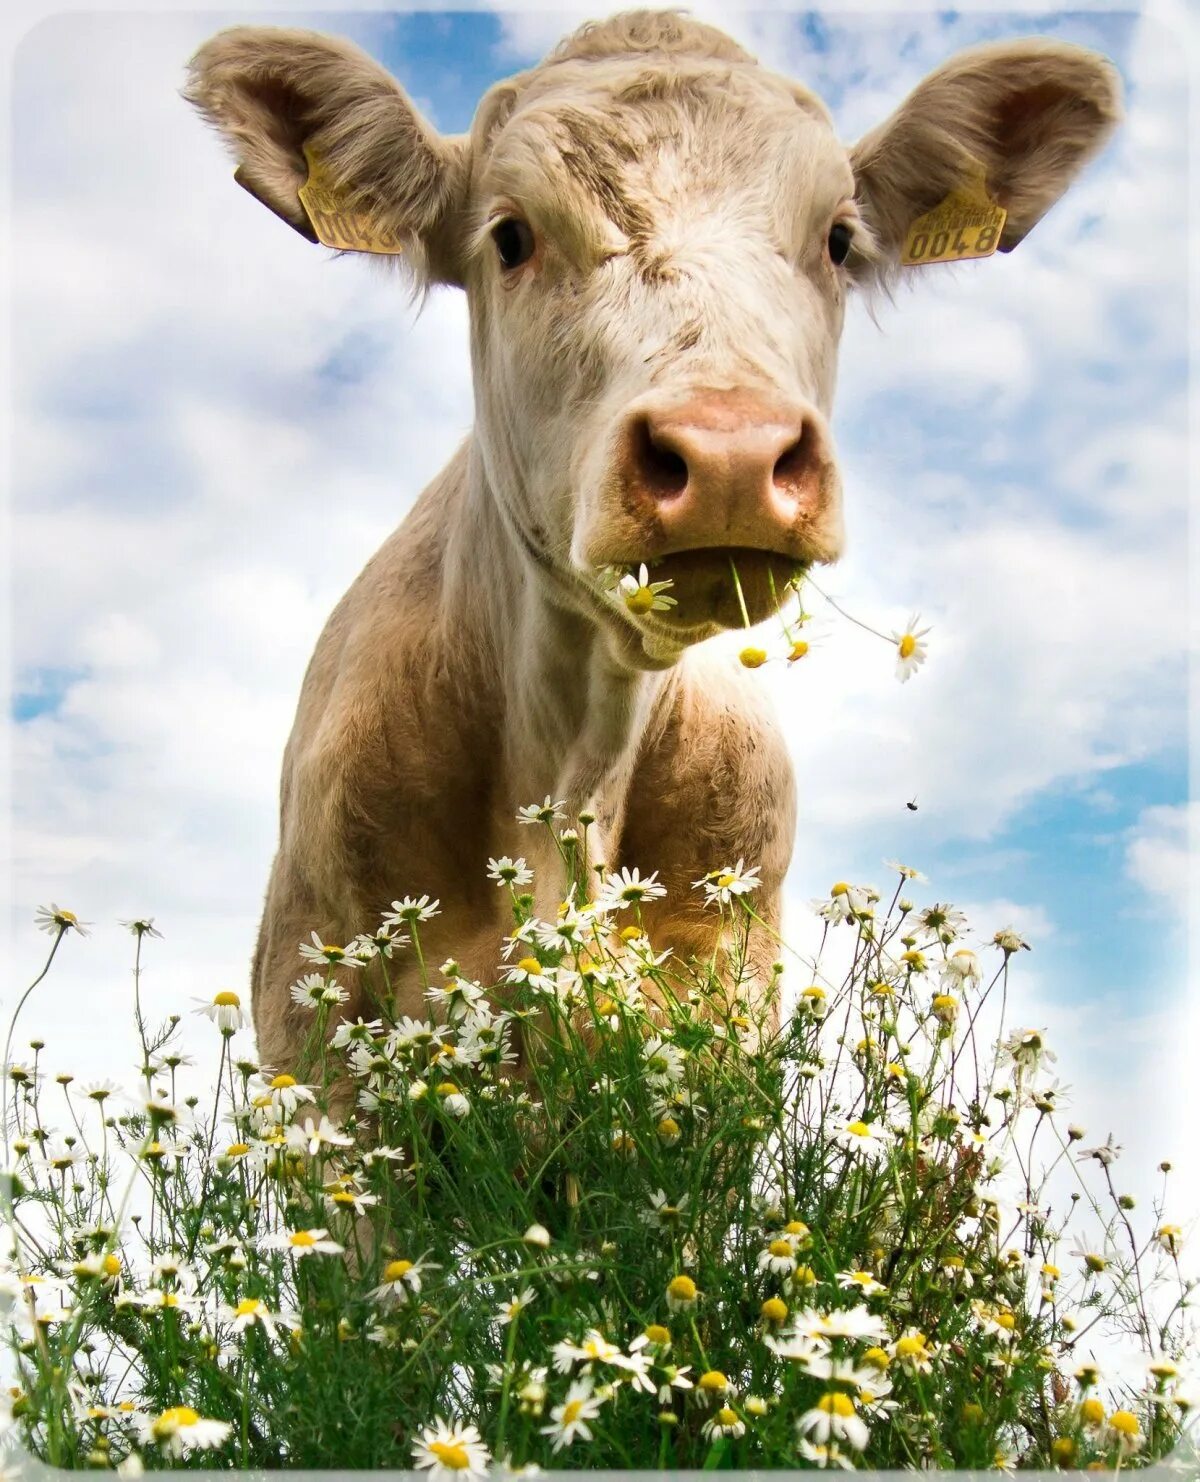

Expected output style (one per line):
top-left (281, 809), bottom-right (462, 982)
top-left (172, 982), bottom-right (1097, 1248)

top-left (850, 38), bottom-right (1121, 268)
top-left (184, 27), bottom-right (471, 284)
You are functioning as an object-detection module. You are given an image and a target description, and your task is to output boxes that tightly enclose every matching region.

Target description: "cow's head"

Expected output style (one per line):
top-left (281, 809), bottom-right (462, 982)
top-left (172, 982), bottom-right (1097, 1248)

top-left (186, 12), bottom-right (1119, 663)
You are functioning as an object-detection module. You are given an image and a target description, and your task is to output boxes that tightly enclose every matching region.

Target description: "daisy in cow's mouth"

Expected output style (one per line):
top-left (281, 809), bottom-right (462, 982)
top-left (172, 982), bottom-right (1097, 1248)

top-left (604, 557), bottom-right (933, 684)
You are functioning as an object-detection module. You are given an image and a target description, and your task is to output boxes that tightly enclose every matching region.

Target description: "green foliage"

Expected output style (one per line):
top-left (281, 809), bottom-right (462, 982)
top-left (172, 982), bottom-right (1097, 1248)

top-left (3, 854), bottom-right (1194, 1473)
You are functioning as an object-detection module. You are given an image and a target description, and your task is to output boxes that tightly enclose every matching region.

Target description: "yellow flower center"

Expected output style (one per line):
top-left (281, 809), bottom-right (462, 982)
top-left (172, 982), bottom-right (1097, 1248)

top-left (738, 646), bottom-right (767, 669)
top-left (290, 1231), bottom-right (317, 1248)
top-left (102, 1254), bottom-right (121, 1276)
top-left (428, 1441), bottom-right (471, 1470)
top-left (898, 634), bottom-right (916, 658)
top-left (270, 1074), bottom-right (297, 1089)
top-left (234, 1299), bottom-right (263, 1319)
top-left (716, 873), bottom-right (737, 888)
top-left (830, 882), bottom-right (850, 896)
top-left (226, 1143), bottom-right (251, 1158)
top-left (788, 640), bottom-right (809, 661)
top-left (862, 1347), bottom-right (890, 1370)
top-left (152, 1407), bottom-right (199, 1438)
top-left (667, 1275), bottom-right (696, 1302)
top-left (1109, 1410), bottom-right (1139, 1437)
top-left (1080, 1399), bottom-right (1105, 1426)
top-left (716, 1407), bottom-right (739, 1426)
top-left (846, 1120), bottom-right (870, 1138)
top-left (768, 1239), bottom-right (793, 1258)
top-left (644, 1324), bottom-right (671, 1344)
top-left (896, 1334), bottom-right (927, 1358)
top-left (657, 1117), bottom-right (680, 1139)
top-left (384, 1260), bottom-right (414, 1281)
top-left (436, 1082), bottom-right (460, 1096)
top-left (625, 587), bottom-right (655, 614)
top-left (784, 1220), bottom-right (808, 1237)
top-left (699, 1371), bottom-right (728, 1392)
top-left (996, 1311), bottom-right (1016, 1331)
top-left (793, 1264), bottom-right (817, 1285)
top-left (213, 992), bottom-right (240, 1007)
top-left (517, 957), bottom-right (542, 975)
top-left (761, 1297), bottom-right (788, 1323)
top-left (818, 1393), bottom-right (856, 1417)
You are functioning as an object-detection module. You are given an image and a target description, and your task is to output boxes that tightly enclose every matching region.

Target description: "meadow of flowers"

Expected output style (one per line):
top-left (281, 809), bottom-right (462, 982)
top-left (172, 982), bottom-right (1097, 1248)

top-left (2, 810), bottom-right (1196, 1473)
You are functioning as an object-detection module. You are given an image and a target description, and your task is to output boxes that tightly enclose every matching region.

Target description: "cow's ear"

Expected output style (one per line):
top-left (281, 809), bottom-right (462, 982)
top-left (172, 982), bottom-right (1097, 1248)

top-left (850, 38), bottom-right (1121, 271)
top-left (184, 27), bottom-right (470, 284)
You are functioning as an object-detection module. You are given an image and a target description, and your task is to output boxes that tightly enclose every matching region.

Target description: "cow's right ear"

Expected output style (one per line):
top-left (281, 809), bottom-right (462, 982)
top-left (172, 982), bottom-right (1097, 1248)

top-left (184, 27), bottom-right (470, 284)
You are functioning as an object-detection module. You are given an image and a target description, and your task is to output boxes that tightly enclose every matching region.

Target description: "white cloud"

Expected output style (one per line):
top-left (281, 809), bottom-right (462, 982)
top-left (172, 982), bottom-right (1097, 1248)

top-left (1124, 803), bottom-right (1195, 915)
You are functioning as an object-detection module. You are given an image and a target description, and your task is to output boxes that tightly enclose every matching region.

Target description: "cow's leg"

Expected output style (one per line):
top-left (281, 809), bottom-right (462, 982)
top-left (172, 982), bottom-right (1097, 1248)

top-left (615, 662), bottom-right (796, 1028)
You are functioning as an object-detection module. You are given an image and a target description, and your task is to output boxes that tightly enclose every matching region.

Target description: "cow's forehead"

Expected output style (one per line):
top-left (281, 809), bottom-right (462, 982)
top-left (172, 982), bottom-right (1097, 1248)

top-left (470, 54), bottom-right (851, 232)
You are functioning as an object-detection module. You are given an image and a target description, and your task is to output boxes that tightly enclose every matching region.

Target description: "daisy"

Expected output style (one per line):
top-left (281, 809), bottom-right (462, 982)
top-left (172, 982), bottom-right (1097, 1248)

top-left (813, 880), bottom-right (870, 924)
top-left (642, 1036), bottom-right (684, 1088)
top-left (285, 1115), bottom-right (353, 1157)
top-left (598, 866), bottom-right (667, 909)
top-left (329, 1016), bottom-right (384, 1049)
top-left (642, 1190), bottom-right (689, 1229)
top-left (223, 1296), bottom-right (282, 1340)
top-left (694, 860), bottom-right (762, 907)
top-left (34, 904), bottom-right (91, 937)
top-left (836, 1270), bottom-right (887, 1298)
top-left (516, 797), bottom-right (566, 826)
top-left (890, 1327), bottom-right (937, 1373)
top-left (371, 1255), bottom-right (439, 1306)
top-left (120, 917), bottom-right (162, 938)
top-left (940, 947), bottom-right (980, 988)
top-left (797, 1306), bottom-right (889, 1342)
top-left (702, 1406), bottom-right (746, 1440)
top-left (297, 931), bottom-right (362, 969)
top-left (487, 856), bottom-right (534, 888)
top-left (890, 613), bottom-right (930, 682)
top-left (289, 974), bottom-right (350, 1010)
top-left (798, 1392), bottom-right (870, 1451)
top-left (835, 1119), bottom-right (885, 1158)
top-left (384, 895), bottom-right (442, 927)
top-left (255, 1072), bottom-right (316, 1117)
top-left (137, 1407), bottom-right (230, 1458)
top-left (758, 1237), bottom-right (801, 1277)
top-left (259, 1228), bottom-right (344, 1259)
top-left (617, 563), bottom-right (677, 615)
top-left (540, 1379), bottom-right (605, 1451)
top-left (413, 1418), bottom-right (492, 1482)
top-left (797, 1439), bottom-right (855, 1470)
top-left (496, 1287), bottom-right (536, 1325)
top-left (504, 957), bottom-right (556, 993)
top-left (193, 991), bottom-right (247, 1034)
top-left (997, 1027), bottom-right (1056, 1075)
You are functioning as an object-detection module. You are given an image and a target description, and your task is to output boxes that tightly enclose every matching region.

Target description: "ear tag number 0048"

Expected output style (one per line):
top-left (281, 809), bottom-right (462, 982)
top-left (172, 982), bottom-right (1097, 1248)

top-left (297, 145), bottom-right (406, 255)
top-left (901, 162), bottom-right (1007, 267)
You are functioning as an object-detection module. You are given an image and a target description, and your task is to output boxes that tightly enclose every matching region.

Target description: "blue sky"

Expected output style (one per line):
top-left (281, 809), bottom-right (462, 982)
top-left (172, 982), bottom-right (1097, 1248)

top-left (4, 3), bottom-right (1193, 1200)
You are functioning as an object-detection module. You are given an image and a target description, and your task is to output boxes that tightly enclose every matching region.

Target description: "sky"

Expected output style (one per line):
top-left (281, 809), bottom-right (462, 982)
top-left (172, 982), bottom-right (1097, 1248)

top-left (2, 0), bottom-right (1195, 1226)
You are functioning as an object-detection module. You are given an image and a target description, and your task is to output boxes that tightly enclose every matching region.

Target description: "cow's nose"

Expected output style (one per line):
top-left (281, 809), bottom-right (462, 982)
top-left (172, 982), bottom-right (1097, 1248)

top-left (620, 390), bottom-right (830, 542)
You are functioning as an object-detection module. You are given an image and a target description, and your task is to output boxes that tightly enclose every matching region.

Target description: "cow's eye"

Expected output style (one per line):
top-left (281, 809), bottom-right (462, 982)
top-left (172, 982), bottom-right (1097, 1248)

top-left (828, 222), bottom-right (853, 266)
top-left (492, 217), bottom-right (536, 271)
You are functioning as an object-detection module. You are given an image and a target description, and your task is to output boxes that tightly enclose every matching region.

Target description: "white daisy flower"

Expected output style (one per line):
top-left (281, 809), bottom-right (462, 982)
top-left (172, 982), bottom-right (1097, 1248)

top-left (413, 1417), bottom-right (492, 1482)
top-left (371, 1255), bottom-right (439, 1306)
top-left (891, 612), bottom-right (930, 682)
top-left (797, 1392), bottom-right (870, 1451)
top-left (289, 974), bottom-right (350, 1010)
top-left (487, 856), bottom-right (534, 888)
top-left (384, 895), bottom-right (442, 927)
top-left (598, 867), bottom-right (667, 909)
top-left (34, 904), bottom-right (91, 937)
top-left (259, 1228), bottom-right (345, 1260)
top-left (617, 562), bottom-right (677, 615)
top-left (516, 797), bottom-right (566, 826)
top-left (137, 1407), bottom-right (231, 1458)
top-left (193, 991), bottom-right (247, 1034)
top-left (297, 931), bottom-right (362, 969)
top-left (693, 859), bottom-right (762, 907)
top-left (540, 1378), bottom-right (605, 1451)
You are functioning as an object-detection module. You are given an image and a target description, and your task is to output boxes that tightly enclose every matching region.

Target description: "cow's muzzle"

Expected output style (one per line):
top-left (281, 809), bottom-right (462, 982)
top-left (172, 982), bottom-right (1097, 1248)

top-left (587, 387), bottom-right (843, 630)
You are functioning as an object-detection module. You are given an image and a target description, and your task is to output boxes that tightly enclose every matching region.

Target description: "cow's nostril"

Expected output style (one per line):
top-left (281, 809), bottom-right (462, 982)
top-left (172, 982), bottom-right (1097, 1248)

top-left (772, 434), bottom-right (813, 495)
top-left (631, 417), bottom-right (689, 499)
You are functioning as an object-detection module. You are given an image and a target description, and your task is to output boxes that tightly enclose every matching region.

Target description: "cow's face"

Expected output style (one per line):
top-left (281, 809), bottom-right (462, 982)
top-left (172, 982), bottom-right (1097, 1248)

top-left (187, 13), bottom-right (1119, 661)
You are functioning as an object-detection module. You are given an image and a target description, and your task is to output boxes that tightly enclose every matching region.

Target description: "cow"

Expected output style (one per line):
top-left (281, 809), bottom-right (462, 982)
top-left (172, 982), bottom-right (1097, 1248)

top-left (185, 10), bottom-right (1120, 1073)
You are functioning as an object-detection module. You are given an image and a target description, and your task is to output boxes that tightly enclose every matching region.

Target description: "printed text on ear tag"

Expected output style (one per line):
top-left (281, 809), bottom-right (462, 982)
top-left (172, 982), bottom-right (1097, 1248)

top-left (901, 162), bottom-right (1008, 267)
top-left (297, 145), bottom-right (406, 255)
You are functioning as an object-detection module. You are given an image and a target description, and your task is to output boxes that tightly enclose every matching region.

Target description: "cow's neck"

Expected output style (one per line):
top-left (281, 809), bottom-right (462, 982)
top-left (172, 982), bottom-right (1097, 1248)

top-left (444, 438), bottom-right (675, 837)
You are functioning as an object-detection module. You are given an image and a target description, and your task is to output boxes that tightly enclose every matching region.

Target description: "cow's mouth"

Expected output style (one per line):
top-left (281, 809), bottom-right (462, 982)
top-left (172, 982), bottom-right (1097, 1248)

top-left (627, 547), bottom-right (808, 630)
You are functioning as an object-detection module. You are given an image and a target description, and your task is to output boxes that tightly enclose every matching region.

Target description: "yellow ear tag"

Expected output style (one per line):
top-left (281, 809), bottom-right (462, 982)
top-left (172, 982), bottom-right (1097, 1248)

top-left (297, 145), bottom-right (406, 255)
top-left (901, 160), bottom-right (1007, 267)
